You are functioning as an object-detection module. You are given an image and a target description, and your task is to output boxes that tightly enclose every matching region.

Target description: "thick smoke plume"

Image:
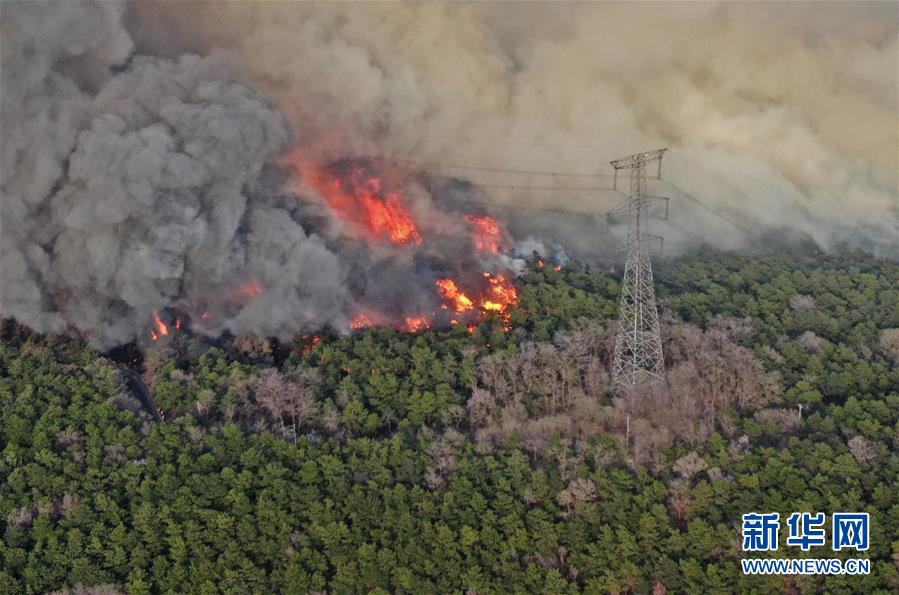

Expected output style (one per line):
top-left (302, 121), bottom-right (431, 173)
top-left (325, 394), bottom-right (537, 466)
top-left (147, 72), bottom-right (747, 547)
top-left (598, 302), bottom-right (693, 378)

top-left (2, 1), bottom-right (349, 348)
top-left (127, 1), bottom-right (897, 253)
top-left (2, 1), bottom-right (897, 348)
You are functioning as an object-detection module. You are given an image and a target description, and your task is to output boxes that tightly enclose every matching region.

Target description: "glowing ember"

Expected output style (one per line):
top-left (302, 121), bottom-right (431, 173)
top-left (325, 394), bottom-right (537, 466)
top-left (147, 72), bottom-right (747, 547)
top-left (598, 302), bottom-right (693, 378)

top-left (436, 278), bottom-right (475, 313)
top-left (300, 335), bottom-right (322, 356)
top-left (238, 277), bottom-right (265, 300)
top-left (200, 311), bottom-right (211, 320)
top-left (465, 214), bottom-right (506, 253)
top-left (403, 316), bottom-right (431, 332)
top-left (154, 312), bottom-right (168, 336)
top-left (351, 313), bottom-right (375, 330)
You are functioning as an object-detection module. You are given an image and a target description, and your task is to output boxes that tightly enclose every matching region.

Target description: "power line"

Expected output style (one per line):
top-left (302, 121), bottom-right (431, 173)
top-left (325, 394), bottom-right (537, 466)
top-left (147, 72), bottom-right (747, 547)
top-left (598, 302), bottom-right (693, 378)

top-left (461, 183), bottom-right (613, 191)
top-left (661, 180), bottom-right (762, 240)
top-left (304, 154), bottom-right (614, 178)
top-left (287, 152), bottom-right (764, 245)
top-left (288, 144), bottom-right (615, 178)
top-left (397, 158), bottom-right (615, 178)
top-left (294, 165), bottom-right (615, 193)
top-left (663, 218), bottom-right (706, 243)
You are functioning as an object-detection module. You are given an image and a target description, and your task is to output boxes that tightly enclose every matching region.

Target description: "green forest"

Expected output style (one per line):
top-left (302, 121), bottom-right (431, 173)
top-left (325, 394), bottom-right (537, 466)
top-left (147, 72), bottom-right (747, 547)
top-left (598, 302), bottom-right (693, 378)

top-left (2, 249), bottom-right (898, 594)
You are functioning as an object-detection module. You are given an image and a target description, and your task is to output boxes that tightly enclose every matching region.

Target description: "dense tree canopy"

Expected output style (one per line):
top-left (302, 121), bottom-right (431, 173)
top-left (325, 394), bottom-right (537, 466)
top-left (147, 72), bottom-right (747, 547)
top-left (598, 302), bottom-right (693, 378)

top-left (2, 250), bottom-right (898, 593)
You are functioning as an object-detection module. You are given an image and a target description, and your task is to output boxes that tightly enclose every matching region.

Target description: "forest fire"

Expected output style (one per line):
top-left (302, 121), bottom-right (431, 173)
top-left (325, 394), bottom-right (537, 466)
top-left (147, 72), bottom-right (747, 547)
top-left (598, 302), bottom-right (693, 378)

top-left (283, 151), bottom-right (422, 246)
top-left (153, 313), bottom-right (168, 337)
top-left (278, 150), bottom-right (523, 335)
top-left (346, 271), bottom-right (519, 335)
top-left (135, 151), bottom-right (526, 344)
top-left (299, 334), bottom-right (322, 356)
top-left (483, 274), bottom-right (518, 311)
top-left (362, 189), bottom-right (421, 245)
top-left (465, 214), bottom-right (506, 254)
top-left (149, 312), bottom-right (169, 341)
top-left (435, 273), bottom-right (519, 328)
top-left (403, 316), bottom-right (431, 332)
top-left (436, 278), bottom-right (475, 313)
top-left (237, 277), bottom-right (265, 300)
top-left (149, 312), bottom-right (184, 342)
top-left (351, 313), bottom-right (375, 330)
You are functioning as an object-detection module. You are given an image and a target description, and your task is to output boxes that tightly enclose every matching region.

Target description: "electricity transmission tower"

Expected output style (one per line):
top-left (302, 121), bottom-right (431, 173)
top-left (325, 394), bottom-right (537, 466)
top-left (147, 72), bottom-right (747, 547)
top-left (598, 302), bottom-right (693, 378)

top-left (607, 149), bottom-right (669, 400)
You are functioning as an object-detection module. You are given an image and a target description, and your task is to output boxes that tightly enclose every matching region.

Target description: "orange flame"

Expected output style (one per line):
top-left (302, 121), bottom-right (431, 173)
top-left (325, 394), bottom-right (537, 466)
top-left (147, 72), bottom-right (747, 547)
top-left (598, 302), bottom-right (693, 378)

top-left (362, 189), bottom-right (422, 245)
top-left (149, 312), bottom-right (170, 341)
top-left (301, 335), bottom-right (322, 356)
top-left (284, 152), bottom-right (422, 246)
top-left (154, 313), bottom-right (168, 337)
top-left (485, 274), bottom-right (518, 309)
top-left (436, 278), bottom-right (475, 313)
top-left (435, 273), bottom-right (519, 330)
top-left (351, 313), bottom-right (375, 330)
top-left (403, 316), bottom-right (431, 332)
top-left (484, 274), bottom-right (518, 330)
top-left (465, 214), bottom-right (506, 253)
top-left (238, 278), bottom-right (265, 300)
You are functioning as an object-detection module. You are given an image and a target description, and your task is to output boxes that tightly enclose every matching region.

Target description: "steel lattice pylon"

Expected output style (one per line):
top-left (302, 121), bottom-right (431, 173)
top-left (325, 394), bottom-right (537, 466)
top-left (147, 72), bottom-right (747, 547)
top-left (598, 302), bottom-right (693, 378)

top-left (608, 149), bottom-right (668, 398)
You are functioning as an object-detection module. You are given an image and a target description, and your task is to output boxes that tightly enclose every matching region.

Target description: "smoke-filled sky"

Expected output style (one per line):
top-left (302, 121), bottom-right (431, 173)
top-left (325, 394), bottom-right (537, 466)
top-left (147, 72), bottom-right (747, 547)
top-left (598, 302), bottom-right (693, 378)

top-left (2, 1), bottom-right (897, 348)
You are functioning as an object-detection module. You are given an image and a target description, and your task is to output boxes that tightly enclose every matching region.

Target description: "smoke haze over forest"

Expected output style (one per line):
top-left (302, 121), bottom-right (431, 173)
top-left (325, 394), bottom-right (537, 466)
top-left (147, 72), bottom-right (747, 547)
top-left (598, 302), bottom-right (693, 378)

top-left (2, 1), bottom-right (897, 347)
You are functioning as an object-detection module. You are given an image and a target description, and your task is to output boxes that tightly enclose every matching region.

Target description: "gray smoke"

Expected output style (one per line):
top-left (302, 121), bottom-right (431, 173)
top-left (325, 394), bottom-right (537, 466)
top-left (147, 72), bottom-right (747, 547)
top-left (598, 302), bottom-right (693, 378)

top-left (126, 1), bottom-right (896, 255)
top-left (2, 1), bottom-right (897, 348)
top-left (1, 1), bottom-right (349, 348)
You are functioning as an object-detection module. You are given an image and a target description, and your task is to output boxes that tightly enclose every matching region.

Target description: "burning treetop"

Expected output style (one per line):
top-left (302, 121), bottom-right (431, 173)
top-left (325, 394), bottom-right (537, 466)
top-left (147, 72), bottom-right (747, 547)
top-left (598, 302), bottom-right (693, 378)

top-left (288, 156), bottom-right (422, 246)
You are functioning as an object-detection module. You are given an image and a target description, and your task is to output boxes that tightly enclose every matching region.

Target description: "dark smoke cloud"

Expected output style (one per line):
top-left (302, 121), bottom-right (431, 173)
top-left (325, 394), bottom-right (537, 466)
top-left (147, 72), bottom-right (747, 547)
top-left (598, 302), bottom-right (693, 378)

top-left (1, 1), bottom-right (349, 348)
top-left (2, 1), bottom-right (897, 348)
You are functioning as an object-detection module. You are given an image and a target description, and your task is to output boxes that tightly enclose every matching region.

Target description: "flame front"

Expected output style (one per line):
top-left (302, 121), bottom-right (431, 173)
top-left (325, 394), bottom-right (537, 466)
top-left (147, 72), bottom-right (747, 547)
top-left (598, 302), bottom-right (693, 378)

top-left (150, 312), bottom-right (170, 341)
top-left (465, 214), bottom-right (506, 254)
top-left (284, 152), bottom-right (422, 246)
top-left (435, 273), bottom-right (519, 329)
top-left (362, 187), bottom-right (422, 245)
top-left (436, 278), bottom-right (474, 313)
top-left (482, 274), bottom-right (518, 312)
top-left (351, 313), bottom-right (375, 329)
top-left (403, 316), bottom-right (431, 332)
top-left (300, 334), bottom-right (322, 356)
top-left (278, 149), bottom-right (522, 334)
top-left (154, 312), bottom-right (168, 337)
